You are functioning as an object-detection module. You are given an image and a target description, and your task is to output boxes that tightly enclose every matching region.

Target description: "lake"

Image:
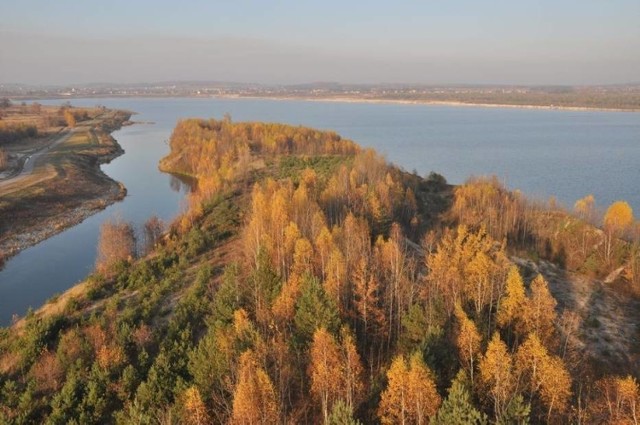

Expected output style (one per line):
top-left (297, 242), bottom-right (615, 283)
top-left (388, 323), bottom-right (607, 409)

top-left (1, 97), bottom-right (638, 325)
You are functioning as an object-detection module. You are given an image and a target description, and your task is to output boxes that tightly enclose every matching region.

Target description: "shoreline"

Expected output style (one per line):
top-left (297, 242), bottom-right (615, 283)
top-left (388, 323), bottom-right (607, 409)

top-left (215, 94), bottom-right (640, 113)
top-left (0, 111), bottom-right (132, 266)
top-left (11, 94), bottom-right (639, 113)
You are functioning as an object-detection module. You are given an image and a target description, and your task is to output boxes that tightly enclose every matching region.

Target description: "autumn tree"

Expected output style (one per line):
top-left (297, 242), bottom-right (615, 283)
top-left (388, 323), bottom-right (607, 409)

top-left (603, 200), bottom-right (634, 265)
top-left (453, 304), bottom-right (482, 387)
top-left (538, 357), bottom-right (572, 422)
top-left (352, 257), bottom-right (385, 347)
top-left (63, 109), bottom-right (76, 127)
top-left (496, 266), bottom-right (527, 340)
top-left (479, 333), bottom-right (516, 421)
top-left (515, 333), bottom-right (571, 421)
top-left (407, 353), bottom-right (442, 424)
top-left (593, 375), bottom-right (639, 424)
top-left (231, 350), bottom-right (279, 425)
top-left (30, 350), bottom-right (64, 393)
top-left (309, 327), bottom-right (344, 423)
top-left (426, 225), bottom-right (508, 328)
top-left (574, 194), bottom-right (596, 223)
top-left (340, 328), bottom-right (364, 411)
top-left (96, 218), bottom-right (136, 272)
top-left (522, 275), bottom-right (557, 348)
top-left (378, 356), bottom-right (410, 424)
top-left (378, 353), bottom-right (441, 425)
top-left (272, 237), bottom-right (313, 322)
top-left (182, 386), bottom-right (210, 425)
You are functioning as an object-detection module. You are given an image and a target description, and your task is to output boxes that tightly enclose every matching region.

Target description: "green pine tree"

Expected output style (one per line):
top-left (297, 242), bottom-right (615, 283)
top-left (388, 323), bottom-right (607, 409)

top-left (432, 370), bottom-right (487, 425)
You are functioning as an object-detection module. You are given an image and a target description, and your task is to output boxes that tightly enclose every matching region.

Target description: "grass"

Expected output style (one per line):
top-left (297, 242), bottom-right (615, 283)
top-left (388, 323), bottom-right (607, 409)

top-left (274, 154), bottom-right (352, 181)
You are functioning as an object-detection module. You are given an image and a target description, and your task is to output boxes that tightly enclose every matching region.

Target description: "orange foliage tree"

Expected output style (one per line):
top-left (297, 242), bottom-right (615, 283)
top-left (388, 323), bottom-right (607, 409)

top-left (231, 350), bottom-right (279, 425)
top-left (378, 353), bottom-right (441, 425)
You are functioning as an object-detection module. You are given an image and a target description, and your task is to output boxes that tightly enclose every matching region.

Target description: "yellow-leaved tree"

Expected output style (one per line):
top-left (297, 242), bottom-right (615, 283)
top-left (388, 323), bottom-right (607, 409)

top-left (453, 303), bottom-right (482, 387)
top-left (516, 333), bottom-right (571, 421)
top-left (523, 274), bottom-right (557, 348)
top-left (309, 327), bottom-right (365, 423)
top-left (603, 200), bottom-right (634, 266)
top-left (231, 350), bottom-right (279, 425)
top-left (497, 265), bottom-right (528, 341)
top-left (309, 327), bottom-right (343, 423)
top-left (479, 332), bottom-right (516, 421)
top-left (378, 353), bottom-right (441, 425)
top-left (182, 386), bottom-right (210, 425)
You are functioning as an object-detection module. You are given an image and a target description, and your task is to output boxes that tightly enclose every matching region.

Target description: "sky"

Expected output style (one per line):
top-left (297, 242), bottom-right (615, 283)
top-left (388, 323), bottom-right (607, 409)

top-left (1, 0), bottom-right (639, 86)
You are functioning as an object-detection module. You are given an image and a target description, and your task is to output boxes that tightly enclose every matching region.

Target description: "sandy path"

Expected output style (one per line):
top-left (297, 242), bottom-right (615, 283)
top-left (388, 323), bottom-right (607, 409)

top-left (0, 128), bottom-right (74, 191)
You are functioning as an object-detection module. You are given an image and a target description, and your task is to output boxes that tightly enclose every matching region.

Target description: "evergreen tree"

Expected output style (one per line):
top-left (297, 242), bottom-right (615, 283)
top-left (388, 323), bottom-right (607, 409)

top-left (328, 400), bottom-right (363, 425)
top-left (294, 275), bottom-right (340, 343)
top-left (433, 370), bottom-right (487, 425)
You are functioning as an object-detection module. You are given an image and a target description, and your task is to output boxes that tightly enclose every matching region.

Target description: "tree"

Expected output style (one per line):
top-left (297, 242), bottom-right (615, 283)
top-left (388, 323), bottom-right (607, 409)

top-left (426, 225), bottom-right (507, 321)
top-left (603, 201), bottom-right (634, 265)
top-left (352, 257), bottom-right (385, 346)
top-left (294, 275), bottom-right (340, 342)
top-left (328, 400), bottom-right (362, 425)
top-left (63, 109), bottom-right (76, 127)
top-left (143, 215), bottom-right (164, 254)
top-left (604, 201), bottom-right (634, 234)
top-left (231, 350), bottom-right (279, 425)
top-left (432, 370), bottom-right (487, 425)
top-left (378, 354), bottom-right (441, 425)
top-left (515, 333), bottom-right (571, 421)
top-left (96, 218), bottom-right (136, 272)
top-left (453, 304), bottom-right (482, 387)
top-left (479, 333), bottom-right (515, 421)
top-left (594, 375), bottom-right (639, 424)
top-left (309, 328), bottom-right (343, 423)
top-left (515, 334), bottom-right (547, 400)
top-left (497, 266), bottom-right (527, 340)
top-left (538, 356), bottom-right (571, 422)
top-left (574, 194), bottom-right (596, 223)
top-left (378, 356), bottom-right (410, 425)
top-left (407, 352), bottom-right (442, 424)
top-left (30, 350), bottom-right (63, 393)
top-left (340, 327), bottom-right (364, 411)
top-left (523, 275), bottom-right (557, 348)
top-left (182, 386), bottom-right (210, 425)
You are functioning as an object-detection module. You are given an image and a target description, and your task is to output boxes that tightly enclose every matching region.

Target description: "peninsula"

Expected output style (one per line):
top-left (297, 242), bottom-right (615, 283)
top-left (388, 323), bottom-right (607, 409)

top-left (0, 101), bottom-right (131, 263)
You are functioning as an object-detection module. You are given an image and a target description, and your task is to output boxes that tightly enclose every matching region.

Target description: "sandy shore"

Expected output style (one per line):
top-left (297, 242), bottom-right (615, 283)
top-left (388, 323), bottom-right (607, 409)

top-left (216, 94), bottom-right (640, 113)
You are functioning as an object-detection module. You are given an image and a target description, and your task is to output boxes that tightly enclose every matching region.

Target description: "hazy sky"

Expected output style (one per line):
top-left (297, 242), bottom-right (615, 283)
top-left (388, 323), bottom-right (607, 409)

top-left (1, 0), bottom-right (639, 85)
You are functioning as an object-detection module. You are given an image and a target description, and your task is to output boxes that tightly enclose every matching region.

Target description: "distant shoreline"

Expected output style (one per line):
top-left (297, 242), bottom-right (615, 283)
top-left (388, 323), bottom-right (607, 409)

top-left (10, 94), bottom-right (640, 113)
top-left (215, 94), bottom-right (640, 113)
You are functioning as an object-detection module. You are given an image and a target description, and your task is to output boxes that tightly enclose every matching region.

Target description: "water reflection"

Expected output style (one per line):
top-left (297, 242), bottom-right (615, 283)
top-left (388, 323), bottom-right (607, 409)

top-left (169, 174), bottom-right (197, 194)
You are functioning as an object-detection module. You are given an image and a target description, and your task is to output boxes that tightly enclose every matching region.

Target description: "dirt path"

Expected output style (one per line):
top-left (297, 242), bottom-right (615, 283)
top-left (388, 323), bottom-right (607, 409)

top-left (0, 128), bottom-right (74, 190)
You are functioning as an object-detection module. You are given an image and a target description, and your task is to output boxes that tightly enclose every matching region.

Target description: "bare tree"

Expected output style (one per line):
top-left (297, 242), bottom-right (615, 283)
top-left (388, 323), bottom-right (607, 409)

top-left (96, 218), bottom-right (136, 272)
top-left (143, 215), bottom-right (164, 254)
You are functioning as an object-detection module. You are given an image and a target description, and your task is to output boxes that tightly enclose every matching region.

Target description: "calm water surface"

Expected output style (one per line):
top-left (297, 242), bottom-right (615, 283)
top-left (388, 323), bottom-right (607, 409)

top-left (1, 97), bottom-right (638, 324)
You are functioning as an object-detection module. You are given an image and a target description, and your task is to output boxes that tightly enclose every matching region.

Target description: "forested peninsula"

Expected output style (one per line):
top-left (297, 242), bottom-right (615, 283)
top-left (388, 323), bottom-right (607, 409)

top-left (2, 117), bottom-right (639, 424)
